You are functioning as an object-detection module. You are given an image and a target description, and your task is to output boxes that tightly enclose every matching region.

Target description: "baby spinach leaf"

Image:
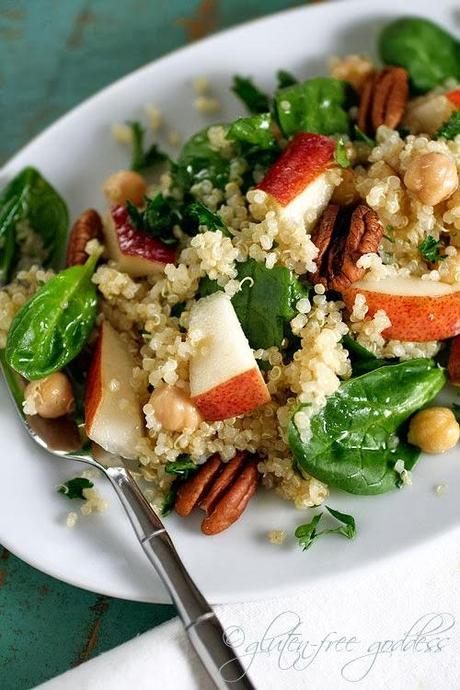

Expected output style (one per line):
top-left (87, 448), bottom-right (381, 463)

top-left (127, 194), bottom-right (180, 246)
top-left (227, 113), bottom-right (276, 149)
top-left (5, 254), bottom-right (98, 380)
top-left (183, 201), bottom-right (231, 236)
top-left (276, 69), bottom-right (297, 89)
top-left (295, 506), bottom-right (356, 551)
top-left (231, 76), bottom-right (270, 114)
top-left (172, 126), bottom-right (232, 192)
top-left (419, 235), bottom-right (446, 263)
top-left (0, 167), bottom-right (68, 284)
top-left (379, 18), bottom-right (460, 93)
top-left (275, 77), bottom-right (353, 137)
top-left (198, 260), bottom-right (309, 349)
top-left (128, 121), bottom-right (168, 172)
top-left (436, 111), bottom-right (460, 141)
top-left (198, 276), bottom-right (220, 299)
top-left (289, 359), bottom-right (446, 495)
top-left (342, 334), bottom-right (392, 376)
top-left (231, 260), bottom-right (309, 349)
top-left (58, 477), bottom-right (93, 500)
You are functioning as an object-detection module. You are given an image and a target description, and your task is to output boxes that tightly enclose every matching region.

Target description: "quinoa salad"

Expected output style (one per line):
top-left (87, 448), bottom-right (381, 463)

top-left (1, 16), bottom-right (460, 546)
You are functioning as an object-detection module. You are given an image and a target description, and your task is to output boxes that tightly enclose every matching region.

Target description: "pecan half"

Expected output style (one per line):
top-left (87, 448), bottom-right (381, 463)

top-left (174, 452), bottom-right (259, 535)
top-left (309, 204), bottom-right (383, 291)
top-left (358, 67), bottom-right (409, 135)
top-left (66, 209), bottom-right (103, 267)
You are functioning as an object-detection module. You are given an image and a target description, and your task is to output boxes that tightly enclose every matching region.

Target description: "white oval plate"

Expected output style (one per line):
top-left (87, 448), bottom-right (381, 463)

top-left (1, 0), bottom-right (459, 604)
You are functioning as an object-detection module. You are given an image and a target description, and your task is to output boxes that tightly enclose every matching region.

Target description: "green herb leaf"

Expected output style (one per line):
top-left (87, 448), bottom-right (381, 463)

top-left (295, 506), bottom-right (356, 551)
top-left (172, 126), bottom-right (232, 192)
top-left (436, 111), bottom-right (460, 140)
top-left (165, 455), bottom-right (197, 477)
top-left (379, 18), bottom-right (460, 93)
top-left (126, 195), bottom-right (180, 246)
top-left (183, 201), bottom-right (231, 236)
top-left (162, 455), bottom-right (199, 516)
top-left (58, 477), bottom-right (93, 500)
top-left (289, 359), bottom-right (446, 495)
top-left (334, 138), bottom-right (351, 168)
top-left (353, 125), bottom-right (375, 148)
top-left (342, 334), bottom-right (392, 376)
top-left (419, 235), bottom-right (445, 263)
top-left (227, 113), bottom-right (275, 149)
top-left (295, 514), bottom-right (323, 551)
top-left (128, 121), bottom-right (168, 172)
top-left (5, 254), bottom-right (98, 380)
top-left (170, 302), bottom-right (186, 318)
top-left (275, 77), bottom-right (353, 137)
top-left (276, 69), bottom-right (297, 89)
top-left (231, 76), bottom-right (270, 114)
top-left (161, 486), bottom-right (178, 517)
top-left (0, 167), bottom-right (68, 285)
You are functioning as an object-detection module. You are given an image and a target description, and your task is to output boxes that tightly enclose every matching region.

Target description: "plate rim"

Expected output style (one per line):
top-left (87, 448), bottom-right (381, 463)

top-left (1, 0), bottom-right (459, 604)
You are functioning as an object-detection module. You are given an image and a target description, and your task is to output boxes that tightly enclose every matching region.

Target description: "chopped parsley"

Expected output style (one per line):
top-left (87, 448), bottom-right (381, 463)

top-left (383, 225), bottom-right (395, 243)
top-left (436, 111), bottom-right (460, 140)
top-left (418, 235), bottom-right (446, 263)
top-left (183, 201), bottom-right (231, 236)
top-left (231, 75), bottom-right (270, 114)
top-left (295, 506), bottom-right (356, 551)
top-left (162, 455), bottom-right (198, 516)
top-left (334, 138), bottom-right (351, 168)
top-left (164, 455), bottom-right (197, 477)
top-left (58, 477), bottom-right (93, 500)
top-left (126, 195), bottom-right (180, 246)
top-left (170, 301), bottom-right (186, 318)
top-left (128, 121), bottom-right (168, 172)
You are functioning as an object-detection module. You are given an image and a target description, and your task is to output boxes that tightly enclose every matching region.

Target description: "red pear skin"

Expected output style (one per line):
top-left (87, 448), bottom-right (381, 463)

top-left (84, 328), bottom-right (103, 433)
top-left (192, 368), bottom-right (270, 421)
top-left (257, 132), bottom-right (336, 206)
top-left (111, 206), bottom-right (177, 265)
top-left (342, 287), bottom-right (460, 342)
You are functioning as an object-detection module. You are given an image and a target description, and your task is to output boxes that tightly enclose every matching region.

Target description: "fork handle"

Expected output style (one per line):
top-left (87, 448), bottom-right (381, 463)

top-left (105, 465), bottom-right (255, 690)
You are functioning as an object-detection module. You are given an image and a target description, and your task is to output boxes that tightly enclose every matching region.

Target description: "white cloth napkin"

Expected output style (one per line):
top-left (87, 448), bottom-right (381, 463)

top-left (36, 525), bottom-right (460, 690)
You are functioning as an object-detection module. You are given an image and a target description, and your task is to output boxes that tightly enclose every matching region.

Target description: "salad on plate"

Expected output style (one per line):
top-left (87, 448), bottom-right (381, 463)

top-left (1, 16), bottom-right (460, 549)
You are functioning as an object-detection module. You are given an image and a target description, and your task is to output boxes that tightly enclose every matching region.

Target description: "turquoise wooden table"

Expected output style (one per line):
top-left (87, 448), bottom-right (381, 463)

top-left (0, 1), bottom-right (316, 687)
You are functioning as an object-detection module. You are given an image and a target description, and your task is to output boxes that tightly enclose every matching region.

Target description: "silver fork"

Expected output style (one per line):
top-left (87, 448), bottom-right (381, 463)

top-left (0, 359), bottom-right (255, 690)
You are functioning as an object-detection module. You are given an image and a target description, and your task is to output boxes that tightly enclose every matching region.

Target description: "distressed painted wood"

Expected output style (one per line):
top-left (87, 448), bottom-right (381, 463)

top-left (0, 0), bottom-right (317, 688)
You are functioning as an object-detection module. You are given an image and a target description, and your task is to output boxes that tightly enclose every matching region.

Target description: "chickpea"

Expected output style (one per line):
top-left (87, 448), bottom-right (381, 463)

top-left (404, 152), bottom-right (458, 206)
top-left (408, 407), bottom-right (460, 454)
top-left (24, 372), bottom-right (75, 419)
top-left (148, 385), bottom-right (203, 432)
top-left (103, 170), bottom-right (146, 206)
top-left (404, 94), bottom-right (454, 136)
